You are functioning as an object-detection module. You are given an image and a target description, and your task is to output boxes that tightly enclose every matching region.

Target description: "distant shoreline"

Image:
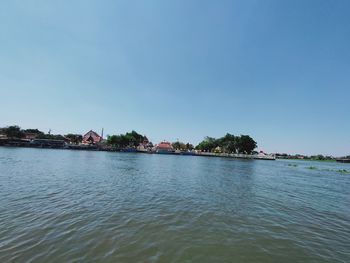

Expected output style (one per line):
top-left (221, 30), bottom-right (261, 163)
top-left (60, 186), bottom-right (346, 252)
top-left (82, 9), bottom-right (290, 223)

top-left (0, 144), bottom-right (276, 161)
top-left (277, 158), bottom-right (336, 162)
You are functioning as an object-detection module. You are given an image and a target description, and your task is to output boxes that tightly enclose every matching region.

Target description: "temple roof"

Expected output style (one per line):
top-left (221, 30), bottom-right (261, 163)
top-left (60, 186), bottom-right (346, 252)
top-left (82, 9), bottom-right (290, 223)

top-left (83, 130), bottom-right (102, 143)
top-left (157, 141), bottom-right (173, 149)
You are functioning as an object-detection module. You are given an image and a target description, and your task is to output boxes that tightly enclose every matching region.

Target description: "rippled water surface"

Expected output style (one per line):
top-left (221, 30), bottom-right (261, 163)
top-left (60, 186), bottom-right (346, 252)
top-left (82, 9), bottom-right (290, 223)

top-left (0, 147), bottom-right (350, 262)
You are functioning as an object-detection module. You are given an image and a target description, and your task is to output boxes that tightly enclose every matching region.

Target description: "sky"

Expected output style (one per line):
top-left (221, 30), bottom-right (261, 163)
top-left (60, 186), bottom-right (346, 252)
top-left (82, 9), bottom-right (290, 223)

top-left (1, 0), bottom-right (349, 156)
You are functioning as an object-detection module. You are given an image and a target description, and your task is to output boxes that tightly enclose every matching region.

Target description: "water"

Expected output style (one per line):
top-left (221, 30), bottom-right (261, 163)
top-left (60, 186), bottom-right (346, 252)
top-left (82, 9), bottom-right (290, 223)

top-left (0, 147), bottom-right (349, 263)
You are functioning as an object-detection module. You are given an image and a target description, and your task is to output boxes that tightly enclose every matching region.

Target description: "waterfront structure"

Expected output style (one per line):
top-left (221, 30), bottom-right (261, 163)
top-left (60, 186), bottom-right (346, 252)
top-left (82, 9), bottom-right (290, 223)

top-left (214, 146), bottom-right (222, 153)
top-left (155, 141), bottom-right (174, 154)
top-left (82, 130), bottom-right (102, 145)
top-left (24, 132), bottom-right (40, 140)
top-left (0, 128), bottom-right (7, 139)
top-left (136, 144), bottom-right (148, 152)
top-left (137, 136), bottom-right (153, 152)
top-left (142, 136), bottom-right (149, 145)
top-left (30, 139), bottom-right (66, 148)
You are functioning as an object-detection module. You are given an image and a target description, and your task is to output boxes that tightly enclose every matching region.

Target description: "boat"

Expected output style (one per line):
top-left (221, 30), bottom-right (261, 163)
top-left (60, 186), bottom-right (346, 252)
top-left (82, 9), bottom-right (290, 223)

top-left (251, 151), bottom-right (276, 160)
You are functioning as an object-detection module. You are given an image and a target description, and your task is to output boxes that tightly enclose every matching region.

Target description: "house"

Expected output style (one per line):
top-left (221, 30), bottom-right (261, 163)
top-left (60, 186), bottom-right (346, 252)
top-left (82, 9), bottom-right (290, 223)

top-left (214, 146), bottom-right (222, 153)
top-left (82, 130), bottom-right (102, 145)
top-left (22, 129), bottom-right (44, 140)
top-left (136, 136), bottom-right (153, 152)
top-left (0, 128), bottom-right (6, 138)
top-left (142, 136), bottom-right (149, 145)
top-left (24, 132), bottom-right (40, 140)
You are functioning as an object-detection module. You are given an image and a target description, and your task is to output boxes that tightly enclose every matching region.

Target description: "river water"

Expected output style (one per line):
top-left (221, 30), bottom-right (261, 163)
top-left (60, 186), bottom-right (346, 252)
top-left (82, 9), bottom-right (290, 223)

top-left (0, 147), bottom-right (349, 262)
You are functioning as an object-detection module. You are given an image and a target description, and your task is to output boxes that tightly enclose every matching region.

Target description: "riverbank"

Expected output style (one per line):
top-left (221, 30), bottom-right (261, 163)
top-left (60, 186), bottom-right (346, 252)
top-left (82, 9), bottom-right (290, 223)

top-left (0, 139), bottom-right (276, 161)
top-left (277, 157), bottom-right (350, 163)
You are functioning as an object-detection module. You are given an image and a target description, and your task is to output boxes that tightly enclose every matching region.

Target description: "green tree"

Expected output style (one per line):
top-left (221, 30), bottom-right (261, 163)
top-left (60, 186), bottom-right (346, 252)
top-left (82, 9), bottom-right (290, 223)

top-left (107, 135), bottom-right (125, 148)
top-left (125, 130), bottom-right (144, 147)
top-left (316, 154), bottom-right (325, 160)
top-left (196, 137), bottom-right (218, 152)
top-left (37, 133), bottom-right (66, 140)
top-left (24, 129), bottom-right (44, 135)
top-left (65, 134), bottom-right (83, 144)
top-left (236, 135), bottom-right (257, 154)
top-left (3, 125), bottom-right (25, 138)
top-left (107, 131), bottom-right (145, 148)
top-left (172, 141), bottom-right (193, 151)
top-left (172, 141), bottom-right (181, 150)
top-left (218, 133), bottom-right (237, 153)
top-left (196, 134), bottom-right (257, 154)
top-left (185, 143), bottom-right (194, 151)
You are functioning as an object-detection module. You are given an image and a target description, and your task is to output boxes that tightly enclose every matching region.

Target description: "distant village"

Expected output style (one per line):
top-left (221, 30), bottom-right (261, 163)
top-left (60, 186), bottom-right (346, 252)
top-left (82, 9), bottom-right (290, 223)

top-left (1, 125), bottom-right (348, 162)
top-left (0, 125), bottom-right (278, 160)
top-left (0, 126), bottom-right (187, 153)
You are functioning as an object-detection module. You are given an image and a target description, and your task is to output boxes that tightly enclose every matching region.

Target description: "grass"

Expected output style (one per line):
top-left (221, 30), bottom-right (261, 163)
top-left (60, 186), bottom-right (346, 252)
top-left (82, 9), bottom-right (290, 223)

top-left (310, 167), bottom-right (350, 174)
top-left (286, 162), bottom-right (349, 174)
top-left (284, 158), bottom-right (336, 162)
top-left (336, 169), bottom-right (349, 174)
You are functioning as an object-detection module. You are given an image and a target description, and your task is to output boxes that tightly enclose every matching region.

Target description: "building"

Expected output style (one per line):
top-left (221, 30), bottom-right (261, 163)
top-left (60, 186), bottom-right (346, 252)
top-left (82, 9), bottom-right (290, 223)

top-left (155, 141), bottom-right (174, 154)
top-left (24, 132), bottom-right (40, 140)
top-left (214, 146), bottom-right (222, 153)
top-left (136, 136), bottom-right (153, 152)
top-left (142, 136), bottom-right (149, 145)
top-left (0, 128), bottom-right (6, 139)
top-left (82, 130), bottom-right (102, 145)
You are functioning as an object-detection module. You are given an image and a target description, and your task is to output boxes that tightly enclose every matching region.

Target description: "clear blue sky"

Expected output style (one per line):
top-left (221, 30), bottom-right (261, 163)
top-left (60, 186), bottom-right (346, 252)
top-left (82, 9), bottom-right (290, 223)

top-left (1, 0), bottom-right (349, 156)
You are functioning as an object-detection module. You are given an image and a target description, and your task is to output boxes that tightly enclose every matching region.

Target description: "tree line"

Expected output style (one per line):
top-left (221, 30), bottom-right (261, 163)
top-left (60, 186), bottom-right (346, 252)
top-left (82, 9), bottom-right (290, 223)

top-left (0, 126), bottom-right (257, 154)
top-left (195, 133), bottom-right (257, 154)
top-left (0, 125), bottom-right (83, 144)
top-left (171, 142), bottom-right (194, 151)
top-left (107, 131), bottom-right (149, 148)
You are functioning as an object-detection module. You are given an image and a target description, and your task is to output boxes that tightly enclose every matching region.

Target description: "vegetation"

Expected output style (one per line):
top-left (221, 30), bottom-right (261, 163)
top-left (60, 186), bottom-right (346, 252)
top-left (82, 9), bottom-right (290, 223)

top-left (172, 141), bottom-right (194, 151)
top-left (288, 163), bottom-right (349, 174)
top-left (24, 128), bottom-right (44, 135)
top-left (276, 153), bottom-right (336, 161)
top-left (308, 166), bottom-right (317, 170)
top-left (195, 133), bottom-right (257, 154)
top-left (36, 134), bottom-right (65, 140)
top-left (65, 134), bottom-right (83, 144)
top-left (107, 130), bottom-right (145, 148)
top-left (0, 125), bottom-right (75, 142)
top-left (1, 125), bottom-right (25, 138)
top-left (337, 169), bottom-right (349, 174)
top-left (306, 166), bottom-right (349, 174)
top-left (2, 125), bottom-right (347, 163)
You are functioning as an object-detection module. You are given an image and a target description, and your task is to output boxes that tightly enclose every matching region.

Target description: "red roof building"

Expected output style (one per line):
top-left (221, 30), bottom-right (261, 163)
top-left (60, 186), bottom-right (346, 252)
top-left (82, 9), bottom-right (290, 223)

top-left (24, 133), bottom-right (40, 140)
top-left (156, 141), bottom-right (174, 153)
top-left (82, 130), bottom-right (102, 144)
